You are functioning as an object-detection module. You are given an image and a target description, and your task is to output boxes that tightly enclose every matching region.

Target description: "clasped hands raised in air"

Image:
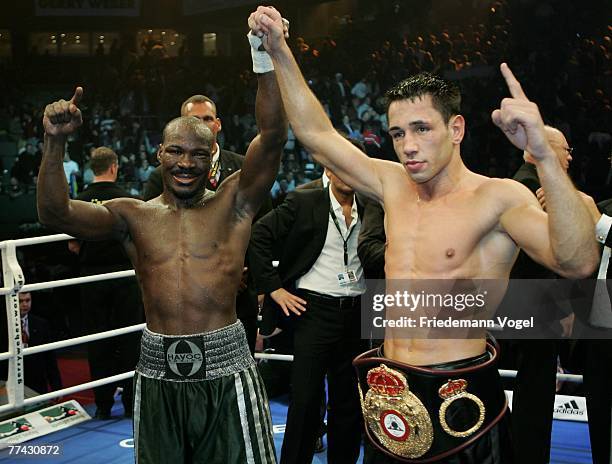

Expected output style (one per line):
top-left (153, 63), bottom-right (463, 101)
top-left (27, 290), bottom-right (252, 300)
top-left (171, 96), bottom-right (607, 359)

top-left (249, 5), bottom-right (556, 163)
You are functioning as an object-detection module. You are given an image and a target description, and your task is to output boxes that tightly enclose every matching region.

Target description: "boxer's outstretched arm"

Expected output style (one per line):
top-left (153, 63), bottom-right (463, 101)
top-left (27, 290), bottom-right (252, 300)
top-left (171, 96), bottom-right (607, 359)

top-left (493, 64), bottom-right (598, 277)
top-left (249, 6), bottom-right (384, 202)
top-left (37, 88), bottom-right (128, 241)
top-left (237, 69), bottom-right (288, 218)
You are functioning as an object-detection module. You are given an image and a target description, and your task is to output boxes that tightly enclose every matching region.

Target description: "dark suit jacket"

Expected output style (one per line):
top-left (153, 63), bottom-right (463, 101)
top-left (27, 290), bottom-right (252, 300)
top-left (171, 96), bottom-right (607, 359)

top-left (23, 314), bottom-right (62, 394)
top-left (357, 199), bottom-right (386, 279)
top-left (300, 177), bottom-right (386, 278)
top-left (512, 162), bottom-right (540, 195)
top-left (299, 177), bottom-right (386, 279)
top-left (250, 187), bottom-right (364, 294)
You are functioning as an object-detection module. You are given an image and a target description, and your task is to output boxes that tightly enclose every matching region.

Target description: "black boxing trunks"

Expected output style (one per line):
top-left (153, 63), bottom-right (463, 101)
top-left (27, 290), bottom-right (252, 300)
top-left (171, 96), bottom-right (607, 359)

top-left (353, 341), bottom-right (512, 463)
top-left (133, 321), bottom-right (276, 463)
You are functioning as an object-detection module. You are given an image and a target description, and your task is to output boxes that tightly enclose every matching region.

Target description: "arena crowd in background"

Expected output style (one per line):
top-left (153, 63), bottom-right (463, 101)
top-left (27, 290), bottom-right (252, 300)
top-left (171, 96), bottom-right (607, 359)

top-left (1, 1), bottom-right (609, 206)
top-left (0, 0), bottom-right (610, 338)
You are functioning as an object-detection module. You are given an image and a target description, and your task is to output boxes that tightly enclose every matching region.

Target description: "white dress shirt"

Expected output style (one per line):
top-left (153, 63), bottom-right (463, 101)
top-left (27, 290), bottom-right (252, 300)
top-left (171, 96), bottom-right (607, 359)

top-left (296, 188), bottom-right (365, 297)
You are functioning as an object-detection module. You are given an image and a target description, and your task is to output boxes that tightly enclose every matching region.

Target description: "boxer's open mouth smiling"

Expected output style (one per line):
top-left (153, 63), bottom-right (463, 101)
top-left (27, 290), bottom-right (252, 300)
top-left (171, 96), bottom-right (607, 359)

top-left (172, 173), bottom-right (199, 185)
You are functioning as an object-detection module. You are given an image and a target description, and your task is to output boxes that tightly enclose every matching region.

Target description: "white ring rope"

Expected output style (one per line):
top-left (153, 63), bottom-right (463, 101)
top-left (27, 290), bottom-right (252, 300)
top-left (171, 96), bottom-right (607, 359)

top-left (0, 234), bottom-right (585, 418)
top-left (15, 270), bottom-right (136, 295)
top-left (0, 233), bottom-right (73, 250)
top-left (0, 371), bottom-right (136, 414)
top-left (0, 323), bottom-right (146, 361)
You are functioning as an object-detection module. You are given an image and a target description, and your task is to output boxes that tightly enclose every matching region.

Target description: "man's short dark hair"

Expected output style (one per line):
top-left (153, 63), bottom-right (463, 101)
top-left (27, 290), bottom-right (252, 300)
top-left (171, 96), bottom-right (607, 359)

top-left (180, 95), bottom-right (217, 117)
top-left (90, 147), bottom-right (118, 175)
top-left (385, 73), bottom-right (461, 124)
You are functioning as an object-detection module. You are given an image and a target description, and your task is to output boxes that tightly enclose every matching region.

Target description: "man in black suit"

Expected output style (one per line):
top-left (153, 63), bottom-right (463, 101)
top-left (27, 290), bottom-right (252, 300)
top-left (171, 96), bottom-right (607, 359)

top-left (534, 191), bottom-right (612, 464)
top-left (73, 147), bottom-right (144, 419)
top-left (501, 126), bottom-right (576, 462)
top-left (19, 292), bottom-right (62, 395)
top-left (143, 95), bottom-right (271, 353)
top-left (250, 168), bottom-right (365, 464)
top-left (579, 200), bottom-right (612, 464)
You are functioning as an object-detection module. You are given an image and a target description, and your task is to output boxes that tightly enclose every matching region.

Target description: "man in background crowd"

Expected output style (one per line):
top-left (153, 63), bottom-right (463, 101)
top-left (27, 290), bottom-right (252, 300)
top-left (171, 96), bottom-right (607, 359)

top-left (18, 291), bottom-right (62, 395)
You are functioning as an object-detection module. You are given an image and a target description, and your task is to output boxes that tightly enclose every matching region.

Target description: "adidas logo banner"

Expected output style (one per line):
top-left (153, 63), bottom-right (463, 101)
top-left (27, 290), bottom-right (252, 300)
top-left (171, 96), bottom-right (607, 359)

top-left (505, 391), bottom-right (588, 423)
top-left (553, 395), bottom-right (588, 422)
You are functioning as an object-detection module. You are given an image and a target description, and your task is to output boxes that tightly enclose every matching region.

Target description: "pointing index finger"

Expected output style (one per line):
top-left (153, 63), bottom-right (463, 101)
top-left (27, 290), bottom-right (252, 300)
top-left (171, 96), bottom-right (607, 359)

top-left (500, 63), bottom-right (528, 101)
top-left (70, 86), bottom-right (83, 105)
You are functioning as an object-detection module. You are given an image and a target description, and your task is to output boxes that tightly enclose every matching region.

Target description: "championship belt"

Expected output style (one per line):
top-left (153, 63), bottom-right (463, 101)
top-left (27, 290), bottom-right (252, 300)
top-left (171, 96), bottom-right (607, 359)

top-left (359, 364), bottom-right (434, 458)
top-left (354, 341), bottom-right (507, 462)
top-left (438, 379), bottom-right (485, 438)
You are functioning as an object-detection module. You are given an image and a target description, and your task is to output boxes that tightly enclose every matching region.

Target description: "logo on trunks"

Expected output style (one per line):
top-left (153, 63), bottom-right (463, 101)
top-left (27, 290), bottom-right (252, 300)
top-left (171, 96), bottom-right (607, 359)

top-left (359, 364), bottom-right (434, 459)
top-left (166, 340), bottom-right (204, 377)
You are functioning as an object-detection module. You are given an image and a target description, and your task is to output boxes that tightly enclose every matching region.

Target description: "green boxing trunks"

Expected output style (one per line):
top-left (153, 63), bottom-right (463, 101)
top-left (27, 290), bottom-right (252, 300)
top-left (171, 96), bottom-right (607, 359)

top-left (133, 320), bottom-right (276, 463)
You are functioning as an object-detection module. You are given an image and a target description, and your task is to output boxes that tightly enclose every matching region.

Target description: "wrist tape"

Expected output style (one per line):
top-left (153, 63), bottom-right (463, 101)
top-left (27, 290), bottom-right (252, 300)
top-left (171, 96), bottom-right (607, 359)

top-left (247, 31), bottom-right (274, 74)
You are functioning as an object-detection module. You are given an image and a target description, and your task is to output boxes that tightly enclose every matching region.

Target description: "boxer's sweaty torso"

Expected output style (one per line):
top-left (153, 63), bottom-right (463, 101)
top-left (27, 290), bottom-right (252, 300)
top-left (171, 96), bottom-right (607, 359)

top-left (380, 163), bottom-right (522, 365)
top-left (103, 175), bottom-right (251, 335)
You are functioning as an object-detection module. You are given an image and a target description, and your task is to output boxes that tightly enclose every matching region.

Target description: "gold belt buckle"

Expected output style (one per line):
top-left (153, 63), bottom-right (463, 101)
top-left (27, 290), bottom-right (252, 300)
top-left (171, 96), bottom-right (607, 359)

top-left (438, 379), bottom-right (485, 438)
top-left (359, 364), bottom-right (434, 459)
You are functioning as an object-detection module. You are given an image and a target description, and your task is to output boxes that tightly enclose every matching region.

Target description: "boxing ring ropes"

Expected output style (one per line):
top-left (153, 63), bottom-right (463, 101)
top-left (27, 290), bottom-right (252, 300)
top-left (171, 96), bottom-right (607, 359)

top-left (0, 233), bottom-right (584, 417)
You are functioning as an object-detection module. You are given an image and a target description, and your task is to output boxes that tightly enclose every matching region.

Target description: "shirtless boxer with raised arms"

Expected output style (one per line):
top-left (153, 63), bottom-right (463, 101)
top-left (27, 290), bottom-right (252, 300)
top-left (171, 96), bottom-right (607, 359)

top-left (249, 6), bottom-right (598, 463)
top-left (37, 61), bottom-right (286, 462)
